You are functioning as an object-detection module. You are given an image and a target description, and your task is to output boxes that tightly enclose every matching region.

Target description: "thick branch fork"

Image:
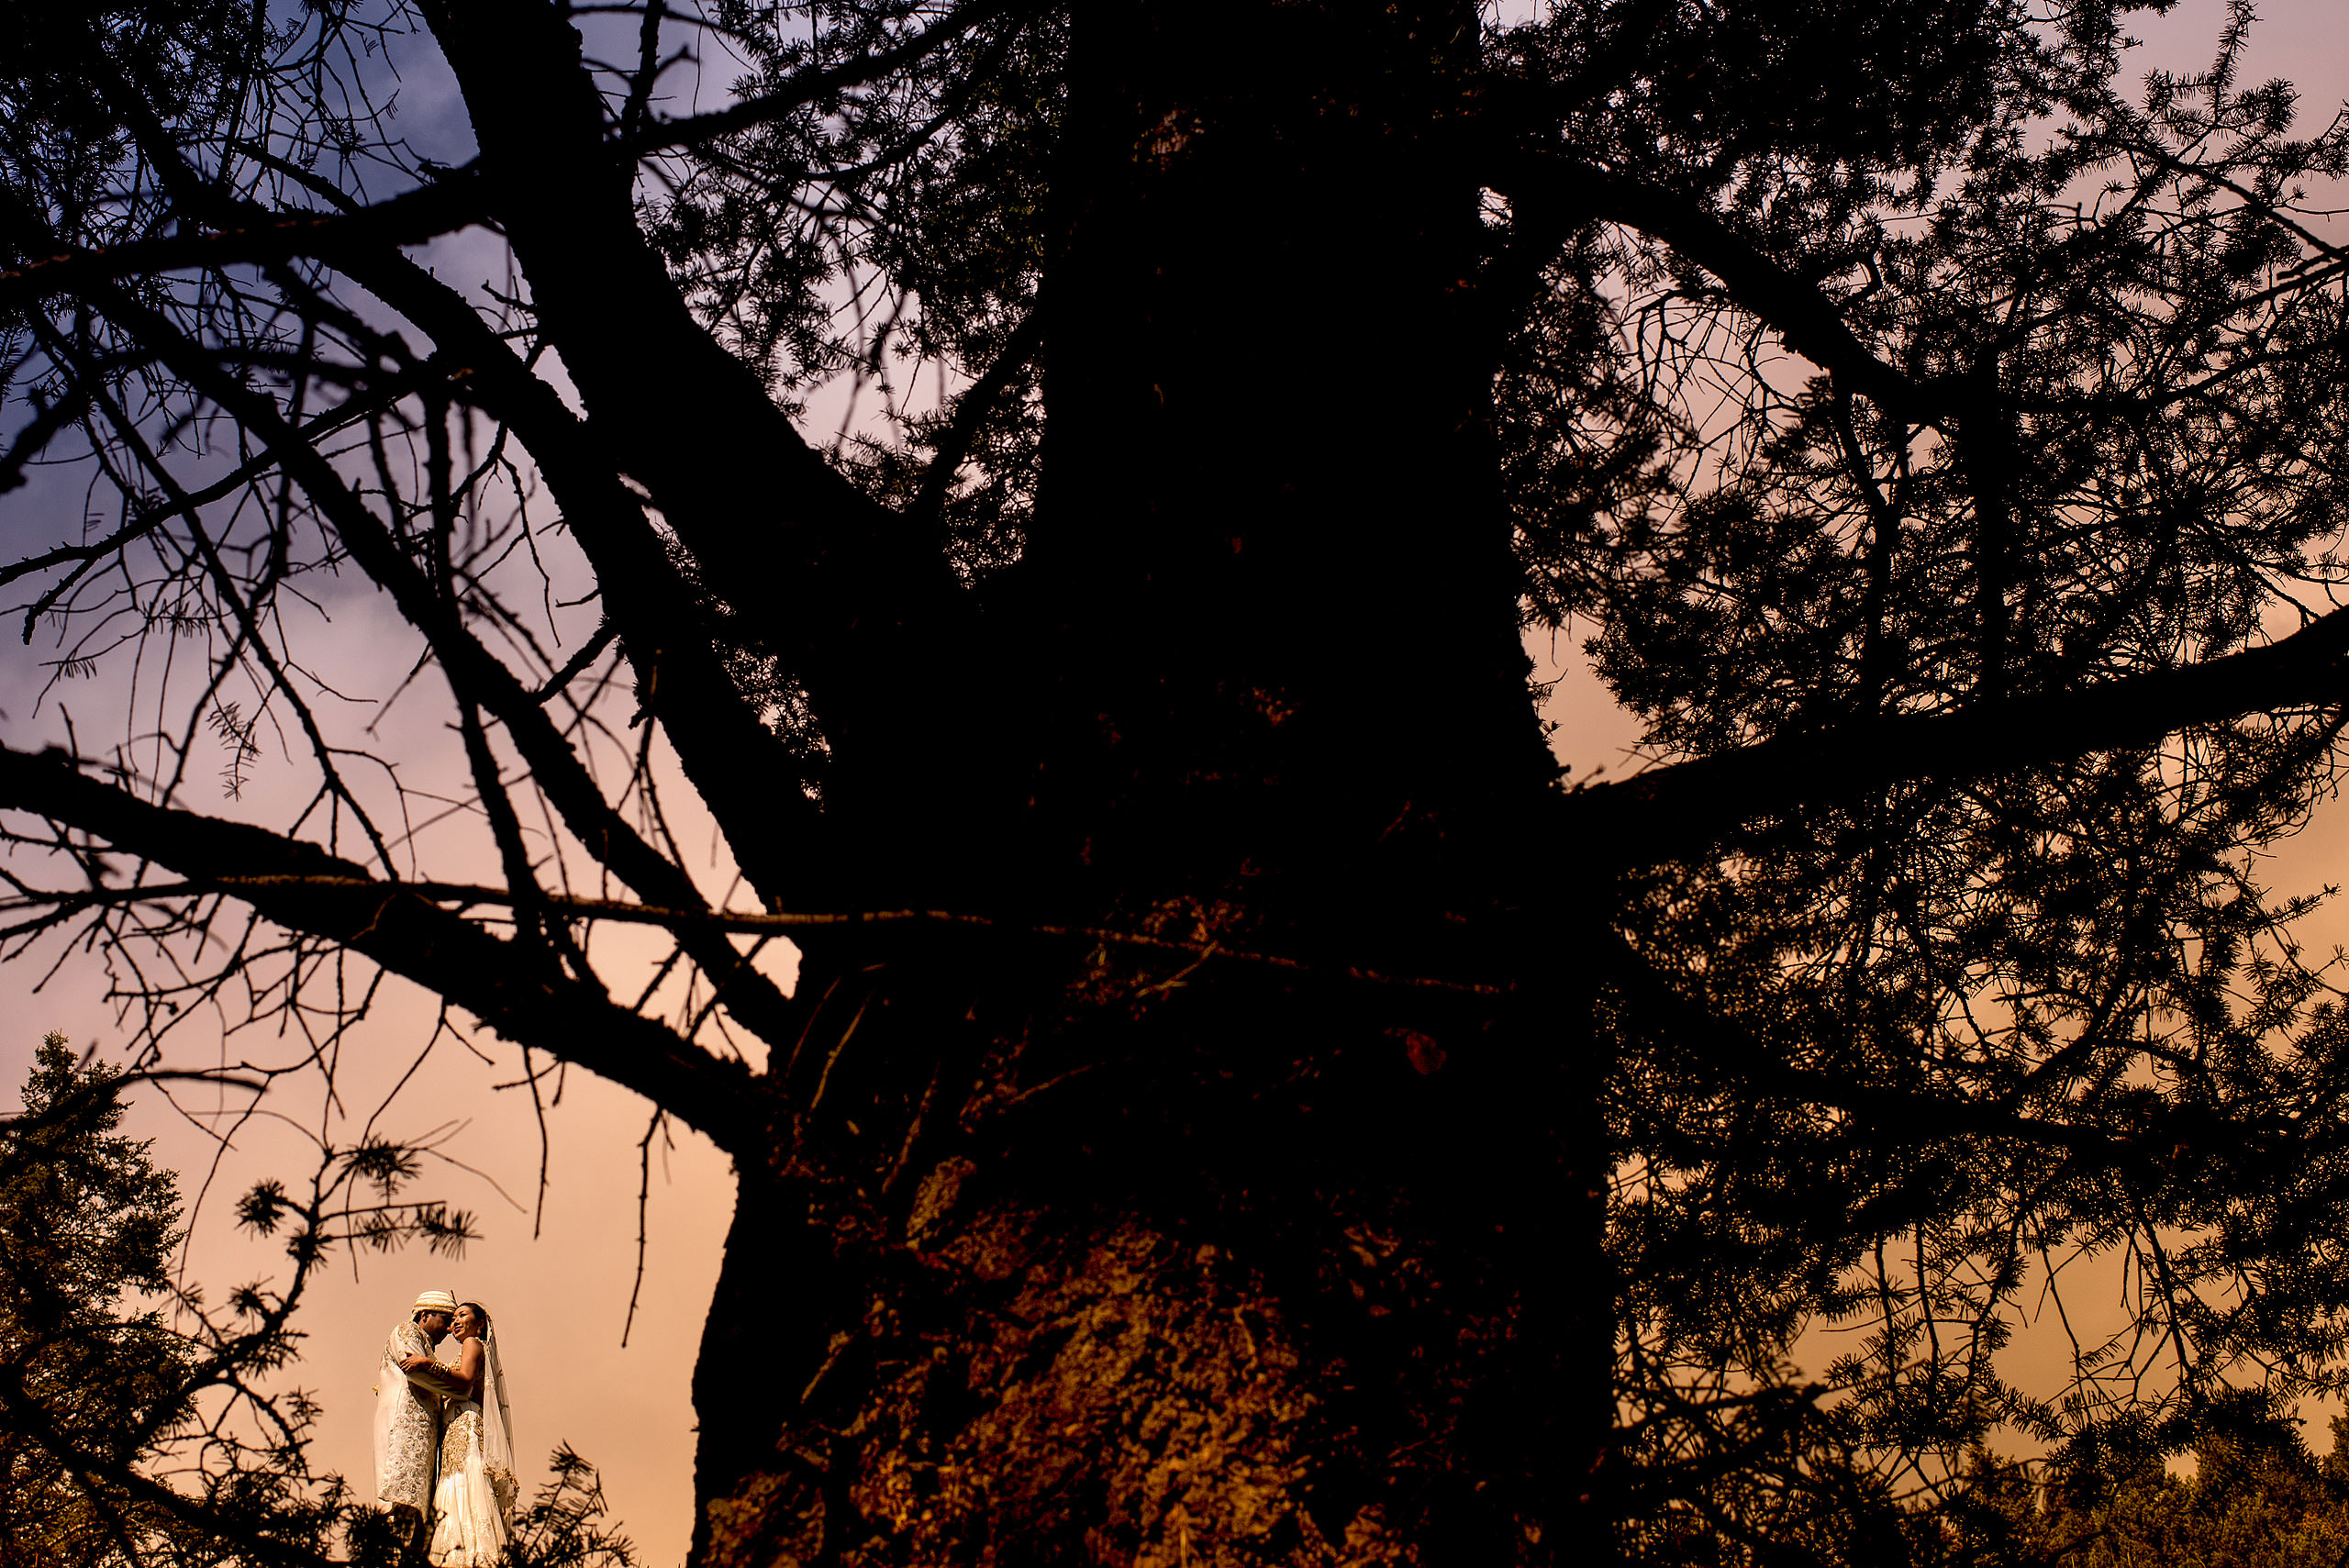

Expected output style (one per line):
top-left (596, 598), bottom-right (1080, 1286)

top-left (1482, 149), bottom-right (1948, 424)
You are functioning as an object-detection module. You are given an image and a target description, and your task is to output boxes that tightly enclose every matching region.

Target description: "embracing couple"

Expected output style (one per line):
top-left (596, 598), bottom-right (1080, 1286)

top-left (372, 1288), bottom-right (517, 1565)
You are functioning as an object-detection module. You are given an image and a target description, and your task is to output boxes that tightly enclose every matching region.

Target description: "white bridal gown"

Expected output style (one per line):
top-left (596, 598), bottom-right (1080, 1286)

top-left (428, 1334), bottom-right (518, 1567)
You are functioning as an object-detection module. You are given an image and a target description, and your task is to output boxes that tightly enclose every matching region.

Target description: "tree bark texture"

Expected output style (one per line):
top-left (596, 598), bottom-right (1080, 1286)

top-left (684, 4), bottom-right (1604, 1564)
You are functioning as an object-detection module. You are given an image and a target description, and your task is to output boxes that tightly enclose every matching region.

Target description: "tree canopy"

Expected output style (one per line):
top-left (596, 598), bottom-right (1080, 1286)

top-left (7, 1), bottom-right (2349, 1562)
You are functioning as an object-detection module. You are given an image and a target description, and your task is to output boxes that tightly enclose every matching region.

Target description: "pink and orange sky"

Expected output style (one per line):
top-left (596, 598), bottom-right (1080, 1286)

top-left (6, 6), bottom-right (2349, 1563)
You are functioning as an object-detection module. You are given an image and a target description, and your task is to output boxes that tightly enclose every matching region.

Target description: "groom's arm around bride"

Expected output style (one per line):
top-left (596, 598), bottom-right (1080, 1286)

top-left (398, 1332), bottom-right (470, 1398)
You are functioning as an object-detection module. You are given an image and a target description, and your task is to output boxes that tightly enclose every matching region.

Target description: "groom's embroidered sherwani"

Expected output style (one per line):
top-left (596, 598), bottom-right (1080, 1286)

top-left (373, 1322), bottom-right (467, 1517)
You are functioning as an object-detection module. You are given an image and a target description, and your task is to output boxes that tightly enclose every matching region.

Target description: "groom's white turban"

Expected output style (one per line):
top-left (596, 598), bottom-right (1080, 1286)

top-left (411, 1289), bottom-right (458, 1316)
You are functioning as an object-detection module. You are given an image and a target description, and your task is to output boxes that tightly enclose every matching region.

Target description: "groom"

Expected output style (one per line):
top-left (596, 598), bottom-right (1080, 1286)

top-left (373, 1288), bottom-right (471, 1550)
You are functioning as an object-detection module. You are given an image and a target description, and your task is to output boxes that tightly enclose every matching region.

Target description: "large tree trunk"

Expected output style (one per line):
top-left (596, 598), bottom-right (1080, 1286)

top-left (688, 5), bottom-right (1609, 1563)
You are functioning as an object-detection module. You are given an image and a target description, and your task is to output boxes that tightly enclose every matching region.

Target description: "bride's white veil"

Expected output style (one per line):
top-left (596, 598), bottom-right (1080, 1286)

top-left (476, 1322), bottom-right (516, 1484)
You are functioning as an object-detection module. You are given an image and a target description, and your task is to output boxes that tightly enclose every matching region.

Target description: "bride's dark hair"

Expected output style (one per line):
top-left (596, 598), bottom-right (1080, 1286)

top-left (462, 1301), bottom-right (491, 1333)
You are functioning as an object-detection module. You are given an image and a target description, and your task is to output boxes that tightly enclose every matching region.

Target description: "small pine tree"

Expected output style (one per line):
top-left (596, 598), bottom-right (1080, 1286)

top-left (0, 1032), bottom-right (191, 1565)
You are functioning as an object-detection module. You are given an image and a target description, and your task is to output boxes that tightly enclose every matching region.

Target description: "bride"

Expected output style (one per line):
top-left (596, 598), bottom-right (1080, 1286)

top-left (415, 1302), bottom-right (517, 1565)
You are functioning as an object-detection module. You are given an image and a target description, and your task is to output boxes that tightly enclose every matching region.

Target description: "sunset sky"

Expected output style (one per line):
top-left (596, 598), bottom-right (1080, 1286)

top-left (6, 5), bottom-right (2349, 1563)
